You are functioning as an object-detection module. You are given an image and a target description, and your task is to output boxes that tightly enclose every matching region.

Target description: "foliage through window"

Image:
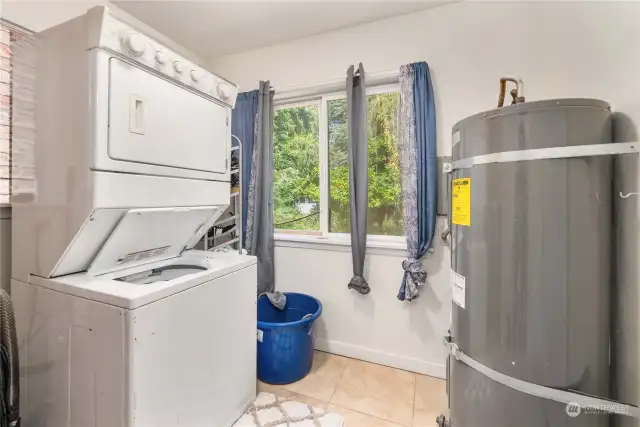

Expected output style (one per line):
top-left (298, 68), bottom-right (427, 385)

top-left (274, 86), bottom-right (403, 238)
top-left (273, 103), bottom-right (321, 233)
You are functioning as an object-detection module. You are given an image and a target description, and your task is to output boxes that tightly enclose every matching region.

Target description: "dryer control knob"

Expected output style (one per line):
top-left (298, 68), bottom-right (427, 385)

top-left (173, 61), bottom-right (184, 74)
top-left (190, 69), bottom-right (200, 82)
top-left (217, 82), bottom-right (231, 100)
top-left (122, 33), bottom-right (145, 56)
top-left (155, 51), bottom-right (167, 65)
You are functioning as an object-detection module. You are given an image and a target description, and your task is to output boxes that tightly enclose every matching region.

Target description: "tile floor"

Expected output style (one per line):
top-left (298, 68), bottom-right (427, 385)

top-left (257, 351), bottom-right (448, 427)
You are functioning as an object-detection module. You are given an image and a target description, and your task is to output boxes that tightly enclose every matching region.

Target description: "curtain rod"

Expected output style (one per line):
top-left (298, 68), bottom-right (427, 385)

top-left (273, 69), bottom-right (399, 103)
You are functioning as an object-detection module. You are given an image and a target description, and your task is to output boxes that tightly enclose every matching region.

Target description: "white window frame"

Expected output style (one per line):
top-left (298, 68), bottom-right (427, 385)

top-left (273, 83), bottom-right (406, 252)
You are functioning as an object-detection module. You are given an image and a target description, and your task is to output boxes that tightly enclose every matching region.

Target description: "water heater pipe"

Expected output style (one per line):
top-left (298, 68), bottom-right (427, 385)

top-left (498, 76), bottom-right (525, 107)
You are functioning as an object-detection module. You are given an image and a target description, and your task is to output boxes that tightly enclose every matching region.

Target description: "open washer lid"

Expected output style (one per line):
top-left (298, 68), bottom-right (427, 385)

top-left (87, 206), bottom-right (223, 276)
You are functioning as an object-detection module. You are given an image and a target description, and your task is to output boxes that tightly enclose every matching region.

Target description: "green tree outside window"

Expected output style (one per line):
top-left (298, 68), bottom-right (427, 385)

top-left (273, 92), bottom-right (403, 236)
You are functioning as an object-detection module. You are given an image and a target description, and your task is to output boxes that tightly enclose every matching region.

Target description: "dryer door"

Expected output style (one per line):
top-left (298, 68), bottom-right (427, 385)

top-left (107, 57), bottom-right (229, 176)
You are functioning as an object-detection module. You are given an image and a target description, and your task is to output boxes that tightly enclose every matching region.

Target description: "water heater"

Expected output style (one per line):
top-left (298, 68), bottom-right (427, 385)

top-left (447, 98), bottom-right (613, 427)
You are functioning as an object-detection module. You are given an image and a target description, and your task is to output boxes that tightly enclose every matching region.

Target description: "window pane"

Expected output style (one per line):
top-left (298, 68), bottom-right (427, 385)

top-left (273, 105), bottom-right (321, 232)
top-left (328, 92), bottom-right (404, 236)
top-left (327, 99), bottom-right (350, 233)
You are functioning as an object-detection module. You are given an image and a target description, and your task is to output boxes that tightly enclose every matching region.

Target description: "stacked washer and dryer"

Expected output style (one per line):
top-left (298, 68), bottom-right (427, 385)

top-left (11, 6), bottom-right (257, 427)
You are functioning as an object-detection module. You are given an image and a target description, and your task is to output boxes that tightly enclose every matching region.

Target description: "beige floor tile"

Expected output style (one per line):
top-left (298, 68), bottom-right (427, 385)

top-left (330, 359), bottom-right (416, 426)
top-left (281, 351), bottom-right (350, 401)
top-left (257, 381), bottom-right (328, 410)
top-left (327, 404), bottom-right (405, 427)
top-left (413, 375), bottom-right (448, 427)
top-left (287, 392), bottom-right (328, 411)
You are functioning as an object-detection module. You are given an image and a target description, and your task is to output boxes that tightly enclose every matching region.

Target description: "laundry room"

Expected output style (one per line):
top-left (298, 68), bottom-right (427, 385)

top-left (0, 1), bottom-right (638, 427)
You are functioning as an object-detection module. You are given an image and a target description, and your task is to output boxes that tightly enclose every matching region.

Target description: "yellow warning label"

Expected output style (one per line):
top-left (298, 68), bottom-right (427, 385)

top-left (452, 178), bottom-right (471, 226)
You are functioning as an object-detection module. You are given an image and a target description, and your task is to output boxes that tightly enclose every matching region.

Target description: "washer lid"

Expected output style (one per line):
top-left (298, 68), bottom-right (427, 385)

top-left (87, 206), bottom-right (224, 276)
top-left (115, 264), bottom-right (208, 284)
top-left (36, 253), bottom-right (257, 309)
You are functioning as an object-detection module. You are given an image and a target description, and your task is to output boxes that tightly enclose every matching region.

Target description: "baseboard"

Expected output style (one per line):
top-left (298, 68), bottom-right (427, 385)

top-left (315, 338), bottom-right (446, 379)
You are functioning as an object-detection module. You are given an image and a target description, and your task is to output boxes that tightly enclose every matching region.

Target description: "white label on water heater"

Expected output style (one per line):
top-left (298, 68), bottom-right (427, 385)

top-left (451, 269), bottom-right (466, 309)
top-left (257, 329), bottom-right (263, 343)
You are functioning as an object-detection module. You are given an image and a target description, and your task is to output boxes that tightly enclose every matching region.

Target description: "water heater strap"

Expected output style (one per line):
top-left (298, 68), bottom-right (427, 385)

top-left (453, 142), bottom-right (640, 170)
top-left (446, 341), bottom-right (640, 418)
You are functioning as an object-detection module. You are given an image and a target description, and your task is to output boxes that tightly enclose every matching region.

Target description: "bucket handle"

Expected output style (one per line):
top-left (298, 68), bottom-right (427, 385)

top-left (301, 313), bottom-right (314, 332)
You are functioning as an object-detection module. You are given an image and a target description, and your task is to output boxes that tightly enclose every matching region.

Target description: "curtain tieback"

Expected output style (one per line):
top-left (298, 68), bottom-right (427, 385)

top-left (398, 258), bottom-right (426, 302)
top-left (348, 275), bottom-right (371, 295)
top-left (402, 258), bottom-right (427, 284)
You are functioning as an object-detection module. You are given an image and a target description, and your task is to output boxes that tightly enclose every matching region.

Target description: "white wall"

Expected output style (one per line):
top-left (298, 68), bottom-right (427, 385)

top-left (211, 1), bottom-right (640, 156)
top-left (275, 236), bottom-right (451, 379)
top-left (212, 0), bottom-right (640, 403)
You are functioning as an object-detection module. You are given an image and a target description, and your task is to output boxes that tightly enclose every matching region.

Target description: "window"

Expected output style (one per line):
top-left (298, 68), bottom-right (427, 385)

top-left (274, 85), bottom-right (403, 240)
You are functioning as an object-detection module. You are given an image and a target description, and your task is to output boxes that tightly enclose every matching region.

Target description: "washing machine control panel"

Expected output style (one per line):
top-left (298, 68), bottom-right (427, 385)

top-left (97, 15), bottom-right (238, 107)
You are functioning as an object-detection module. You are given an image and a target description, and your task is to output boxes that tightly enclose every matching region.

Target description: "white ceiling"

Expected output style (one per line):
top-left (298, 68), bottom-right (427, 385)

top-left (3, 1), bottom-right (109, 32)
top-left (113, 1), bottom-right (448, 59)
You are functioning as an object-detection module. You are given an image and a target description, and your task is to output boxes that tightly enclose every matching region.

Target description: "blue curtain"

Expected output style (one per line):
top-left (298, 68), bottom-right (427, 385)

top-left (231, 90), bottom-right (258, 248)
top-left (413, 62), bottom-right (438, 256)
top-left (397, 62), bottom-right (437, 301)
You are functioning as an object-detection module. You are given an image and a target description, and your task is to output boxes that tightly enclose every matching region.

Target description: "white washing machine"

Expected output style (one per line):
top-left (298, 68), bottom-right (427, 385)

top-left (11, 6), bottom-right (256, 427)
top-left (12, 250), bottom-right (257, 427)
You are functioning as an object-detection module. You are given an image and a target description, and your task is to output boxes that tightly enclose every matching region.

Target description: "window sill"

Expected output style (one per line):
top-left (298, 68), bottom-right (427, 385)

top-left (274, 233), bottom-right (407, 257)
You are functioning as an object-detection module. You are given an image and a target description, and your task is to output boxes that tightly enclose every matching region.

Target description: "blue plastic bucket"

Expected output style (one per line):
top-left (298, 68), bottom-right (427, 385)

top-left (257, 292), bottom-right (322, 384)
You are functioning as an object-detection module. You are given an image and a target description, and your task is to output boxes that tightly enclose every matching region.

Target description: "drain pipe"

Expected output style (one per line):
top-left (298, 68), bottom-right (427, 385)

top-left (498, 76), bottom-right (525, 107)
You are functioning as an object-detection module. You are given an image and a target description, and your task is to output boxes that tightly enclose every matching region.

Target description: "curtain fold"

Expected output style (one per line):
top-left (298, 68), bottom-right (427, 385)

top-left (414, 63), bottom-right (438, 257)
top-left (231, 90), bottom-right (259, 248)
top-left (246, 81), bottom-right (275, 294)
top-left (397, 62), bottom-right (437, 301)
top-left (346, 64), bottom-right (370, 295)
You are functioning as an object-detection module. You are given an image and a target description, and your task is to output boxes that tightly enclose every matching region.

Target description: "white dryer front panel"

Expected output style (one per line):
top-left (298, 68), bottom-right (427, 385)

top-left (108, 58), bottom-right (228, 174)
top-left (90, 50), bottom-right (231, 181)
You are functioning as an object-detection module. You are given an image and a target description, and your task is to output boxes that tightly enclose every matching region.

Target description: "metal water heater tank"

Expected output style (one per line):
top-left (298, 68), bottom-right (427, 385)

top-left (448, 99), bottom-right (612, 427)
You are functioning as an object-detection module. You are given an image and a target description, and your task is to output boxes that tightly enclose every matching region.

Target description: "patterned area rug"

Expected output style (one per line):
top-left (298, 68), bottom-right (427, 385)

top-left (233, 392), bottom-right (344, 427)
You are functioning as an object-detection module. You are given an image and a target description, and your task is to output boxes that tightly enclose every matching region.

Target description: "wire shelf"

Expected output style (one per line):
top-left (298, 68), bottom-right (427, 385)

top-left (202, 134), bottom-right (243, 254)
